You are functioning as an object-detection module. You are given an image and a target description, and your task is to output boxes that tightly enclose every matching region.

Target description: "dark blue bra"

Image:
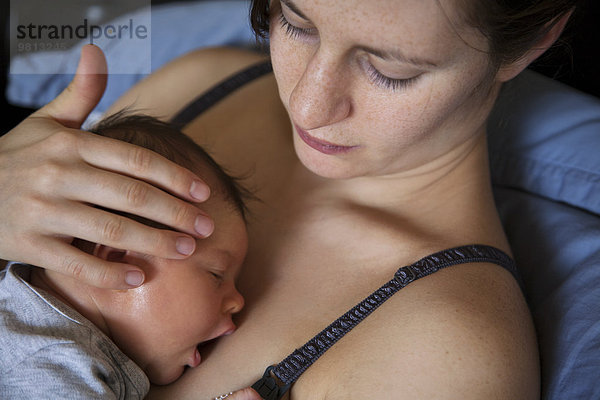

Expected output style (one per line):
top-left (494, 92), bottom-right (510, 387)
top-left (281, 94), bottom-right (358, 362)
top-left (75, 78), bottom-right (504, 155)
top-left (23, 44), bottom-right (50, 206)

top-left (250, 244), bottom-right (520, 400)
top-left (171, 61), bottom-right (274, 127)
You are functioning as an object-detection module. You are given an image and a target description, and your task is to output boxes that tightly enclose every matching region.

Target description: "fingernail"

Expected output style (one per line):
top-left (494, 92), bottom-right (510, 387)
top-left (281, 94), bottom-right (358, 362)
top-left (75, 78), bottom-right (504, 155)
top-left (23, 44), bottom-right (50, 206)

top-left (125, 270), bottom-right (144, 287)
top-left (190, 180), bottom-right (210, 201)
top-left (195, 215), bottom-right (214, 237)
top-left (176, 236), bottom-right (196, 255)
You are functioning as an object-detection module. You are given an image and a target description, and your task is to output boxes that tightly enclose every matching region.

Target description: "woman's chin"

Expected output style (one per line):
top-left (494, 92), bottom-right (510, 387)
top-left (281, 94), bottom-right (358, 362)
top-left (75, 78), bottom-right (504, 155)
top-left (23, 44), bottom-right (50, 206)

top-left (294, 141), bottom-right (366, 180)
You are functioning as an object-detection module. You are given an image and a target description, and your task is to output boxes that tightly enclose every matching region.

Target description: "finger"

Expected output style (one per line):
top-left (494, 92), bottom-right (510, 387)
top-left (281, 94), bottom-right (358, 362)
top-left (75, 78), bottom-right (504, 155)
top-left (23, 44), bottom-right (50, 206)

top-left (35, 44), bottom-right (108, 129)
top-left (227, 388), bottom-right (262, 400)
top-left (1, 45), bottom-right (107, 152)
top-left (29, 236), bottom-right (145, 289)
top-left (45, 201), bottom-right (199, 259)
top-left (58, 161), bottom-right (214, 238)
top-left (76, 130), bottom-right (211, 202)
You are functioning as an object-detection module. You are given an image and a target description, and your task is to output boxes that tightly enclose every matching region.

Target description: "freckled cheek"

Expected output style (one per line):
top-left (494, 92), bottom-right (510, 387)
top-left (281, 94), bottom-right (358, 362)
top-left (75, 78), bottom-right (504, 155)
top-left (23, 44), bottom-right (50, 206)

top-left (359, 94), bottom-right (436, 146)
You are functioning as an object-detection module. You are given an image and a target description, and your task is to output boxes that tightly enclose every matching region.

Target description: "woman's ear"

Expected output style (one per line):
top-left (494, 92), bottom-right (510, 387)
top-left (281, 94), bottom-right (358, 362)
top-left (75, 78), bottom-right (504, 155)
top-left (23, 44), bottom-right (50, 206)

top-left (497, 10), bottom-right (573, 82)
top-left (93, 244), bottom-right (128, 263)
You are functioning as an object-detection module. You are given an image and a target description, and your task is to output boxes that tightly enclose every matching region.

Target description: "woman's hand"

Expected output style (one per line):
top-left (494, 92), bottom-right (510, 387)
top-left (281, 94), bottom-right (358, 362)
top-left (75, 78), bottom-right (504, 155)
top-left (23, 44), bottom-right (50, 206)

top-left (0, 45), bottom-right (213, 289)
top-left (215, 387), bottom-right (261, 400)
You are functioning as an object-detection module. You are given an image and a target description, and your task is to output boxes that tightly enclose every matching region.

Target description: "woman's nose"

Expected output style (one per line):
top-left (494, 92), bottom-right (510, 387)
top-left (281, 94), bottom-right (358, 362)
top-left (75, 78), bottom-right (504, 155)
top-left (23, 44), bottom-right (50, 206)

top-left (223, 286), bottom-right (245, 315)
top-left (288, 53), bottom-right (351, 130)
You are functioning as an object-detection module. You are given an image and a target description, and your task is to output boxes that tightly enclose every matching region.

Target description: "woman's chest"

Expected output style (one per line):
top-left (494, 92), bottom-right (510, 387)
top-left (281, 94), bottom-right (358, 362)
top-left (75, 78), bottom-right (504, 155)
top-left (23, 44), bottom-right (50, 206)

top-left (201, 220), bottom-right (433, 400)
top-left (165, 195), bottom-right (426, 397)
top-left (240, 187), bottom-right (419, 303)
top-left (219, 192), bottom-right (424, 376)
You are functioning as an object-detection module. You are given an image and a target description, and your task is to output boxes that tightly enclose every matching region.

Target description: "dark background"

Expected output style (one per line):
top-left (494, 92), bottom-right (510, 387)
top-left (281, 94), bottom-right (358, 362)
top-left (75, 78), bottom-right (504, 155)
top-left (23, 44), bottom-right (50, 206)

top-left (1, 0), bottom-right (599, 135)
top-left (528, 0), bottom-right (600, 99)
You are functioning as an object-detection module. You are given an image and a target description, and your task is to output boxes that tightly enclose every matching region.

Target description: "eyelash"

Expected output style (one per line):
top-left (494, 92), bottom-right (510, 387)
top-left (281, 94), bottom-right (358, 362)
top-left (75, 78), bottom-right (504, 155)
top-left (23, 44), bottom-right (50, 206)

top-left (365, 64), bottom-right (419, 91)
top-left (210, 271), bottom-right (224, 284)
top-left (278, 12), bottom-right (313, 40)
top-left (277, 10), bottom-right (418, 92)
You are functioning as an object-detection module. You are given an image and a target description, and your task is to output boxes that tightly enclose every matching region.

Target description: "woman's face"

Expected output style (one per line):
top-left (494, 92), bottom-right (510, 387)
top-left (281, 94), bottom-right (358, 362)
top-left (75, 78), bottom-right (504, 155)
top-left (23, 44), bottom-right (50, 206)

top-left (269, 0), bottom-right (502, 179)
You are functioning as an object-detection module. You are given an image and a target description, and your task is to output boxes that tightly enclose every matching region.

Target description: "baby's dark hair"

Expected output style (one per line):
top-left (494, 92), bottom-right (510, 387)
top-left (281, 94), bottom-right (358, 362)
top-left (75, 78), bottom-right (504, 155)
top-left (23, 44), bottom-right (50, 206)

top-left (89, 111), bottom-right (252, 226)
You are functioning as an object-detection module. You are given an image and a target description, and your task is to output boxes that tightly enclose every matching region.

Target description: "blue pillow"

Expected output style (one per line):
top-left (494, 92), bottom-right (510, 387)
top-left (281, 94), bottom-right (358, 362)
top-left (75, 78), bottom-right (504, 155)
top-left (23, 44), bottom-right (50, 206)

top-left (489, 70), bottom-right (600, 399)
top-left (489, 70), bottom-right (600, 214)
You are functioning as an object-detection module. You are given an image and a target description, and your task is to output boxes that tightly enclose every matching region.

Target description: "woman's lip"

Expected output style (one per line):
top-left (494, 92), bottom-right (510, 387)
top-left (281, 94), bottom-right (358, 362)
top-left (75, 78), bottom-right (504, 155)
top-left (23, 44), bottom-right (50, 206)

top-left (188, 347), bottom-right (202, 368)
top-left (294, 124), bottom-right (358, 155)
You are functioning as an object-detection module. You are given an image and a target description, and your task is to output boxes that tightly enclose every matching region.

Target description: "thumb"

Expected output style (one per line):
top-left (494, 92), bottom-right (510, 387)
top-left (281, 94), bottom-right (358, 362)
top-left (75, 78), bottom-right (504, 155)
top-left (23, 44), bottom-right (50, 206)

top-left (36, 44), bottom-right (108, 129)
top-left (227, 387), bottom-right (262, 400)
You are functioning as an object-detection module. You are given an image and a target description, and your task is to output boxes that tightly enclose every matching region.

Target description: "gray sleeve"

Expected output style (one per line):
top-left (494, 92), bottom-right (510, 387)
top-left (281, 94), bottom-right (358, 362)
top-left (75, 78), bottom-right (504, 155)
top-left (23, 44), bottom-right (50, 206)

top-left (0, 343), bottom-right (121, 400)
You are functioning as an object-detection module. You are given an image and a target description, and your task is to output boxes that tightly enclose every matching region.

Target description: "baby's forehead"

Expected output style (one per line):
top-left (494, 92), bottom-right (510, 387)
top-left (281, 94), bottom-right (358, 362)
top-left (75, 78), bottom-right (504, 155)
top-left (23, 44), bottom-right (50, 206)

top-left (187, 181), bottom-right (243, 220)
top-left (188, 163), bottom-right (247, 222)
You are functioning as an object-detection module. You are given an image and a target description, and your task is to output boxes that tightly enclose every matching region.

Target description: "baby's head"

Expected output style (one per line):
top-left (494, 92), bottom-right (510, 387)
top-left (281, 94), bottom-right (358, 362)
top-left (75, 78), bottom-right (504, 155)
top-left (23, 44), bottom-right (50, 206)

top-left (77, 112), bottom-right (250, 384)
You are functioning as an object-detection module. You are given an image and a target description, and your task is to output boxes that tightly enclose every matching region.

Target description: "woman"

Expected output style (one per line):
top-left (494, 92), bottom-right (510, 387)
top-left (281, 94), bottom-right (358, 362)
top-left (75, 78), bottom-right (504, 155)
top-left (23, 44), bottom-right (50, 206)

top-left (0, 0), bottom-right (578, 398)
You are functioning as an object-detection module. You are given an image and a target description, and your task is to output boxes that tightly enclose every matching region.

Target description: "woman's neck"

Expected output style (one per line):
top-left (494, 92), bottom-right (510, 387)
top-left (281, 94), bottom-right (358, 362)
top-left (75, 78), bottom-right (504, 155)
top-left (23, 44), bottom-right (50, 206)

top-left (322, 133), bottom-right (487, 205)
top-left (295, 132), bottom-right (507, 248)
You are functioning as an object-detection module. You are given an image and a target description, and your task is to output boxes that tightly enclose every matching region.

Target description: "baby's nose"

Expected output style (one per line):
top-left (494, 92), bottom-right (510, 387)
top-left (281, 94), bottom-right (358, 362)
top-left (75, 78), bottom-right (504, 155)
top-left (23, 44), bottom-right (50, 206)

top-left (224, 287), bottom-right (245, 315)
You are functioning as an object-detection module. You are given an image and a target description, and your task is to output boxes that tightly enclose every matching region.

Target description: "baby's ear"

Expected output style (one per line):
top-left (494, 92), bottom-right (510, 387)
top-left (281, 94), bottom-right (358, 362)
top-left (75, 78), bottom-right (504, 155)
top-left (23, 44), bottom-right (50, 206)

top-left (93, 244), bottom-right (128, 262)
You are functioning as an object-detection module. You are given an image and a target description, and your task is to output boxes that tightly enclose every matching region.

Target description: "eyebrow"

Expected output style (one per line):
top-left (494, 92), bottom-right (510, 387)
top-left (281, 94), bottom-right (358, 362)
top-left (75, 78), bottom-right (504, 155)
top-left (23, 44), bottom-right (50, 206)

top-left (358, 45), bottom-right (439, 68)
top-left (280, 0), bottom-right (310, 20)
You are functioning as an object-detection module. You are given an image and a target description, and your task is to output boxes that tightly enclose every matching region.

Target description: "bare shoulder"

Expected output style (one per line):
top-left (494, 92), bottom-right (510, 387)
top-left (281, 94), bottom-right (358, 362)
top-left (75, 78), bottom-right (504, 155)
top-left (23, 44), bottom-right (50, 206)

top-left (310, 263), bottom-right (540, 400)
top-left (106, 47), bottom-right (270, 120)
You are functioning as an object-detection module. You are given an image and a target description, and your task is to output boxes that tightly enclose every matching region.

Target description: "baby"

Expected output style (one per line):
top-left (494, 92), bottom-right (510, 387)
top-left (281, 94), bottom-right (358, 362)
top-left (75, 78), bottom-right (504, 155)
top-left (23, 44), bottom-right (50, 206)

top-left (0, 112), bottom-right (251, 398)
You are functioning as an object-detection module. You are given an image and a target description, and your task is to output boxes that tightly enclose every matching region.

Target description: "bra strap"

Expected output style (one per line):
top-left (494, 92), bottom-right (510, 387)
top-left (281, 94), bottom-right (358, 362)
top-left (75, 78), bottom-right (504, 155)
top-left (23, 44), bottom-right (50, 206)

top-left (251, 244), bottom-right (517, 400)
top-left (170, 61), bottom-right (273, 126)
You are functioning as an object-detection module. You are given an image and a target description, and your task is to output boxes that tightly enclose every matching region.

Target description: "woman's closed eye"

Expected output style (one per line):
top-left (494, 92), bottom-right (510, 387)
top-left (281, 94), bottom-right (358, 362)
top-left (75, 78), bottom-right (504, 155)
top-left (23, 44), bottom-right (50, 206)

top-left (278, 10), bottom-right (315, 40)
top-left (365, 63), bottom-right (420, 92)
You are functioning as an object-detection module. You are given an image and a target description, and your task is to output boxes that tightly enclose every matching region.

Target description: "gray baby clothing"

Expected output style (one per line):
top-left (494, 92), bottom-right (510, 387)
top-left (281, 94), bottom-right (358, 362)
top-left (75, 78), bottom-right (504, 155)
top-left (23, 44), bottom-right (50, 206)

top-left (0, 263), bottom-right (149, 399)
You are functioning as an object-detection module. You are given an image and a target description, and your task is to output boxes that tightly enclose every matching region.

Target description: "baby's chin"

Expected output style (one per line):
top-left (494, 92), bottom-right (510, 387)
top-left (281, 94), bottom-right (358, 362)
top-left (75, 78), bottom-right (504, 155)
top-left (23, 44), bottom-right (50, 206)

top-left (145, 363), bottom-right (186, 386)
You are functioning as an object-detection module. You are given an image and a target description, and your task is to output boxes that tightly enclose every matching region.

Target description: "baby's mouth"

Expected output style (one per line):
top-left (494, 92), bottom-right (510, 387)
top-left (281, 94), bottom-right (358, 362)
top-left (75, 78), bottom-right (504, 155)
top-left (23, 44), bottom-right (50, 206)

top-left (188, 347), bottom-right (202, 368)
top-left (192, 328), bottom-right (235, 368)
